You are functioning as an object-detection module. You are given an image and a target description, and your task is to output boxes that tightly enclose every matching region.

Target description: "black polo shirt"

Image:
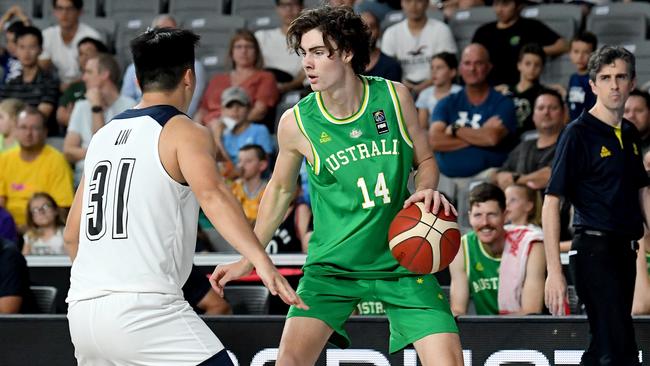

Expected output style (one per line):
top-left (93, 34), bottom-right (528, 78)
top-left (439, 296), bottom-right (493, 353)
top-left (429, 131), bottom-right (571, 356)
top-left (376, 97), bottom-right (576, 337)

top-left (546, 111), bottom-right (649, 240)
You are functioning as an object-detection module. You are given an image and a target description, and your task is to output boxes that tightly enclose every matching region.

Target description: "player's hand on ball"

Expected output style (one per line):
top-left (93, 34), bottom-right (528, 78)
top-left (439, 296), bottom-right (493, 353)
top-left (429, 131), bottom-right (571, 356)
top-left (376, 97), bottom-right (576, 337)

top-left (256, 262), bottom-right (309, 310)
top-left (544, 271), bottom-right (567, 316)
top-left (404, 189), bottom-right (457, 217)
top-left (209, 259), bottom-right (254, 297)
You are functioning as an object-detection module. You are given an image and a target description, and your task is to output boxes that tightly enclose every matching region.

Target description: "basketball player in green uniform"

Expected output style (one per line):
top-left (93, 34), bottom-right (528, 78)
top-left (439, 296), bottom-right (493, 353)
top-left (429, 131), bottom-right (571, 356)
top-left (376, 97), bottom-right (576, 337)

top-left (210, 6), bottom-right (463, 366)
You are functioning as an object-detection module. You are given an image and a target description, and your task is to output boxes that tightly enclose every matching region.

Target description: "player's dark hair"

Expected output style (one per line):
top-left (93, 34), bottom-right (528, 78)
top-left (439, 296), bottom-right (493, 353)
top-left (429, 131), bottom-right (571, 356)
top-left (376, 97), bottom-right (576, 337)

top-left (518, 43), bottom-right (546, 65)
top-left (469, 183), bottom-right (506, 211)
top-left (25, 192), bottom-right (65, 235)
top-left (287, 5), bottom-right (371, 75)
top-left (15, 25), bottom-right (43, 47)
top-left (536, 88), bottom-right (564, 110)
top-left (52, 0), bottom-right (83, 10)
top-left (239, 144), bottom-right (268, 161)
top-left (571, 31), bottom-right (598, 53)
top-left (588, 45), bottom-right (636, 83)
top-left (130, 28), bottom-right (199, 93)
top-left (432, 52), bottom-right (458, 70)
top-left (629, 89), bottom-right (650, 111)
top-left (77, 37), bottom-right (108, 53)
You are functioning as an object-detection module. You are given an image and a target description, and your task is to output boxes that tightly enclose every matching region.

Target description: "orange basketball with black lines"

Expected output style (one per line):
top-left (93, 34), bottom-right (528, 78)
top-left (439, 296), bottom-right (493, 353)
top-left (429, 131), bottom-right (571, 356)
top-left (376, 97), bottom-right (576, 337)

top-left (388, 202), bottom-right (461, 274)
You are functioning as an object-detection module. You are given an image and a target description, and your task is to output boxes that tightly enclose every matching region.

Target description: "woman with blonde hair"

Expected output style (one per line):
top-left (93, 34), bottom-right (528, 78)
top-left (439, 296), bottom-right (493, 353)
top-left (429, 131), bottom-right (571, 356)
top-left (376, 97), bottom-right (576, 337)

top-left (0, 98), bottom-right (24, 151)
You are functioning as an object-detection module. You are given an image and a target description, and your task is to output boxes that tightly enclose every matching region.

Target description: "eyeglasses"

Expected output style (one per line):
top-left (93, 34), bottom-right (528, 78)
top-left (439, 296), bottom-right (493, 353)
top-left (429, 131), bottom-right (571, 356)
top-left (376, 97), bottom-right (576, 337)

top-left (31, 204), bottom-right (53, 215)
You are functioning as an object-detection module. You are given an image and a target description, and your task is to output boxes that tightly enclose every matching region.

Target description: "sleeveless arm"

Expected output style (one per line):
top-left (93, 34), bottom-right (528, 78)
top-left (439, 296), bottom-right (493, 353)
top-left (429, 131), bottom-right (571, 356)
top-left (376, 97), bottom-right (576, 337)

top-left (253, 109), bottom-right (306, 249)
top-left (520, 242), bottom-right (546, 314)
top-left (63, 177), bottom-right (84, 261)
top-left (449, 242), bottom-right (469, 316)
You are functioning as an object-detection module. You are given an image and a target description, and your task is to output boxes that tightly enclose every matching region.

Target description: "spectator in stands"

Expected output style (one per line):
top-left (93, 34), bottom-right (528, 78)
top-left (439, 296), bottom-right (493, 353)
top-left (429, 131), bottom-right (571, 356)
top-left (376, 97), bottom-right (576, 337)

top-left (0, 106), bottom-right (73, 229)
top-left (217, 86), bottom-right (274, 165)
top-left (360, 11), bottom-right (402, 82)
top-left (497, 44), bottom-right (548, 137)
top-left (624, 89), bottom-right (650, 153)
top-left (441, 0), bottom-right (485, 21)
top-left (567, 32), bottom-right (597, 122)
top-left (429, 43), bottom-right (516, 229)
top-left (633, 229), bottom-right (650, 315)
top-left (39, 0), bottom-right (103, 89)
top-left (0, 98), bottom-right (25, 151)
top-left (0, 14), bottom-right (29, 83)
top-left (0, 26), bottom-right (59, 132)
top-left (183, 266), bottom-right (233, 315)
top-left (255, 0), bottom-right (306, 94)
top-left (56, 37), bottom-right (108, 128)
top-left (0, 206), bottom-right (18, 244)
top-left (381, 0), bottom-right (457, 95)
top-left (449, 182), bottom-right (545, 315)
top-left (63, 53), bottom-right (135, 186)
top-left (494, 89), bottom-right (565, 191)
top-left (195, 29), bottom-right (279, 130)
top-left (0, 238), bottom-right (36, 313)
top-left (231, 144), bottom-right (269, 224)
top-left (472, 0), bottom-right (567, 87)
top-left (22, 192), bottom-right (66, 255)
top-left (121, 14), bottom-right (206, 118)
top-left (415, 51), bottom-right (460, 129)
top-left (505, 183), bottom-right (541, 229)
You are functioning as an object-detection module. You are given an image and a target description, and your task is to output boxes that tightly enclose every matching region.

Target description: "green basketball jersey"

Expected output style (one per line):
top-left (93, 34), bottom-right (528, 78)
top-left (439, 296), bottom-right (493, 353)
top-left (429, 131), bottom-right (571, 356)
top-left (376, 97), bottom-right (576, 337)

top-left (294, 75), bottom-right (414, 279)
top-left (646, 251), bottom-right (650, 275)
top-left (462, 231), bottom-right (500, 315)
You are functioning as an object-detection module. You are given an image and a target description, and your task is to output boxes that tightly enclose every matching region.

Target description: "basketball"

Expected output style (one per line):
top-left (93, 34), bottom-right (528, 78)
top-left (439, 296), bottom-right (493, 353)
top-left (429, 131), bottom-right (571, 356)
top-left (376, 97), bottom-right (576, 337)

top-left (388, 202), bottom-right (461, 274)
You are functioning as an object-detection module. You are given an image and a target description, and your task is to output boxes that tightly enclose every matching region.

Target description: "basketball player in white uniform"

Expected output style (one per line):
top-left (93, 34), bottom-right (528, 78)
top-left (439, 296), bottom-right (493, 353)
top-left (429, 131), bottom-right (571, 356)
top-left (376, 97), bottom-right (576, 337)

top-left (63, 28), bottom-right (307, 365)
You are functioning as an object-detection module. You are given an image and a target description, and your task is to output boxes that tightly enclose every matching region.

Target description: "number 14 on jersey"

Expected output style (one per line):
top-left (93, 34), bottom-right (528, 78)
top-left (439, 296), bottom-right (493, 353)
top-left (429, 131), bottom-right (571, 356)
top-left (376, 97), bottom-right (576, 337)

top-left (357, 172), bottom-right (391, 209)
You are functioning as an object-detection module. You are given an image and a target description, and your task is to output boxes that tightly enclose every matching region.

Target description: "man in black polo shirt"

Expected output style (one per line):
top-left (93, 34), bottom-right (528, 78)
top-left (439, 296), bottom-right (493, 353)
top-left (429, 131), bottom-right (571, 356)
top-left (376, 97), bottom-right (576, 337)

top-left (543, 46), bottom-right (648, 366)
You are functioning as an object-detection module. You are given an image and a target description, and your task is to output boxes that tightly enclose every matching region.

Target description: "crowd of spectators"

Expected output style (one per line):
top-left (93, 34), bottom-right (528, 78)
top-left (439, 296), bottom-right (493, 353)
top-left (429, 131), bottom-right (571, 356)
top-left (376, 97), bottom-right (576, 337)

top-left (0, 0), bottom-right (649, 318)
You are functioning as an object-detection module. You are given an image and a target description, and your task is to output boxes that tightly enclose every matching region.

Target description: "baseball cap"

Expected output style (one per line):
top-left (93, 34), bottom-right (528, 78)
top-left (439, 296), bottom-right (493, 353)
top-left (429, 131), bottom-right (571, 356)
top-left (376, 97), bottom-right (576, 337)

top-left (221, 86), bottom-right (250, 107)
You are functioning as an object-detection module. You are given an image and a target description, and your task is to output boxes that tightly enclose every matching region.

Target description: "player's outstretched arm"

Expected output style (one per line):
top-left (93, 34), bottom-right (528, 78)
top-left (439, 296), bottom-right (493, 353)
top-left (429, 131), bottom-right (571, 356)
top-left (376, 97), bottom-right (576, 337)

top-left (168, 116), bottom-right (307, 309)
top-left (542, 194), bottom-right (566, 316)
top-left (392, 81), bottom-right (456, 217)
top-left (63, 176), bottom-right (85, 262)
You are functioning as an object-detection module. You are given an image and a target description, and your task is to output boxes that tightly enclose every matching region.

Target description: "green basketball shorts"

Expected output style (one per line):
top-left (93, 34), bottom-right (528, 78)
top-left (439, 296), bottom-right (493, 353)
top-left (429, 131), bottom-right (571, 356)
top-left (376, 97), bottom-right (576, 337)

top-left (287, 273), bottom-right (458, 353)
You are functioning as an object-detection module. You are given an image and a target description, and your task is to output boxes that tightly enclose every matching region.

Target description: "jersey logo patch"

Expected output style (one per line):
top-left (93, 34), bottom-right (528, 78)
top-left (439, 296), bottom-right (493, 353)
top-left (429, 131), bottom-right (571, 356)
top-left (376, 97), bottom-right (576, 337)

top-left (600, 146), bottom-right (612, 158)
top-left (416, 277), bottom-right (424, 284)
top-left (319, 132), bottom-right (331, 143)
top-left (350, 128), bottom-right (363, 138)
top-left (475, 262), bottom-right (484, 272)
top-left (633, 143), bottom-right (639, 156)
top-left (373, 110), bottom-right (389, 134)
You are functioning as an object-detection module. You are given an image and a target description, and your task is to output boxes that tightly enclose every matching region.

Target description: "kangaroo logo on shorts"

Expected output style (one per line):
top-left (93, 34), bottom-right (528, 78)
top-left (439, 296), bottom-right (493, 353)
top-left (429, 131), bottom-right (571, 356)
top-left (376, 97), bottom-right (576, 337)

top-left (373, 110), bottom-right (389, 135)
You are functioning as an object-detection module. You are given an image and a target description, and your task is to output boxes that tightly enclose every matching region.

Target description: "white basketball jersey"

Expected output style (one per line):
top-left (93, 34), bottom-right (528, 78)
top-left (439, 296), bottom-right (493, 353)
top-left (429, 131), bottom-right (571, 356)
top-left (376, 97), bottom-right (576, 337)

top-left (67, 106), bottom-right (199, 302)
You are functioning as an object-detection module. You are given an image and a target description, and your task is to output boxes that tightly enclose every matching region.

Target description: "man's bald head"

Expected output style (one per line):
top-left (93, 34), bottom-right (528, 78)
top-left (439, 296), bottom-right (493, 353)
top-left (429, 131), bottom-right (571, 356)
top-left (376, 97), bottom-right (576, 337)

top-left (459, 43), bottom-right (492, 87)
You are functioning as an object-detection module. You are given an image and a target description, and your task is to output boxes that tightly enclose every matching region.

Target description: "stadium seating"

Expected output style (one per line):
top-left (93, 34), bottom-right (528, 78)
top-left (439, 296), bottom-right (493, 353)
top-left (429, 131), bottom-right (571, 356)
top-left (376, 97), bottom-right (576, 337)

top-left (224, 285), bottom-right (270, 315)
top-left (30, 285), bottom-right (58, 314)
top-left (231, 0), bottom-right (278, 31)
top-left (103, 0), bottom-right (160, 19)
top-left (586, 2), bottom-right (650, 46)
top-left (0, 0), bottom-right (35, 18)
top-left (541, 53), bottom-right (574, 87)
top-left (114, 15), bottom-right (156, 68)
top-left (168, 0), bottom-right (223, 23)
top-left (448, 6), bottom-right (496, 56)
top-left (520, 3), bottom-right (582, 41)
top-left (623, 40), bottom-right (650, 86)
top-left (181, 14), bottom-right (246, 76)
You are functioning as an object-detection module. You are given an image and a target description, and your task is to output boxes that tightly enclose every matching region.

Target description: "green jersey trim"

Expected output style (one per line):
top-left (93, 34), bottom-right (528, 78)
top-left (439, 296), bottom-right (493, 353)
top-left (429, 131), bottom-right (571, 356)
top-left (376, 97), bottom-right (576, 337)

top-left (386, 80), bottom-right (413, 148)
top-left (462, 236), bottom-right (470, 277)
top-left (478, 238), bottom-right (502, 261)
top-left (293, 105), bottom-right (321, 175)
top-left (315, 77), bottom-right (369, 124)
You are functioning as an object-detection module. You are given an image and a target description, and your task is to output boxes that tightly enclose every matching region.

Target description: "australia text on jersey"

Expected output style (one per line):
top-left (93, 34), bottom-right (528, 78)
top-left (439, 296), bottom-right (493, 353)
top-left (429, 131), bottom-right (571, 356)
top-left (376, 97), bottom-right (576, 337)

top-left (324, 138), bottom-right (400, 173)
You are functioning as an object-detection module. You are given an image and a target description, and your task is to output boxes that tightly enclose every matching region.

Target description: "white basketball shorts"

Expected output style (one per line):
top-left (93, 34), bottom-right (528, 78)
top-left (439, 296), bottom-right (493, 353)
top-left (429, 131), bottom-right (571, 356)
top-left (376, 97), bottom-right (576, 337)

top-left (67, 292), bottom-right (224, 365)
